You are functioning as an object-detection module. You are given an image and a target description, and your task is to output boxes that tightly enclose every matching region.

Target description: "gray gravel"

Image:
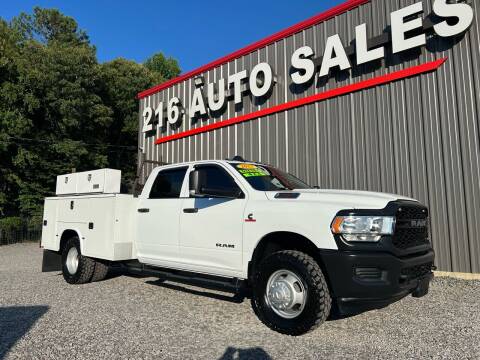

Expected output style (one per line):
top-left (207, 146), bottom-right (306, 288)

top-left (0, 243), bottom-right (479, 360)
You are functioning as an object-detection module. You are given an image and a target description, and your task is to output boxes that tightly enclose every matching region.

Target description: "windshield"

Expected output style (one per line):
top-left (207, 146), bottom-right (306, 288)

top-left (229, 162), bottom-right (312, 191)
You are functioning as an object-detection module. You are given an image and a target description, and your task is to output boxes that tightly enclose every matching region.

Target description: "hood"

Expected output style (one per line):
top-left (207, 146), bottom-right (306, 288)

top-left (265, 189), bottom-right (417, 209)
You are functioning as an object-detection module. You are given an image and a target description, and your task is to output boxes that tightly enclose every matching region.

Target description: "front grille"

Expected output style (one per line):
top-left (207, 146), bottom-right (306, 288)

top-left (394, 227), bottom-right (429, 249)
top-left (393, 204), bottom-right (430, 250)
top-left (400, 262), bottom-right (433, 282)
top-left (396, 205), bottom-right (428, 221)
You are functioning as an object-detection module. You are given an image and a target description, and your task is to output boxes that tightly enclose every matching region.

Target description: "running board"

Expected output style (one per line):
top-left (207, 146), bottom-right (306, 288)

top-left (125, 264), bottom-right (248, 294)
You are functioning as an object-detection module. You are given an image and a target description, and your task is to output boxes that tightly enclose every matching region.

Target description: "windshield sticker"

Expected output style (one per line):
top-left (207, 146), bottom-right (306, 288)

top-left (236, 163), bottom-right (258, 170)
top-left (238, 167), bottom-right (270, 178)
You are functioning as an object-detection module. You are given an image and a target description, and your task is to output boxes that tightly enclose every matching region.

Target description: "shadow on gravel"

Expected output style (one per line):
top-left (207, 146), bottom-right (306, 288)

top-left (146, 279), bottom-right (247, 303)
top-left (219, 346), bottom-right (272, 360)
top-left (0, 305), bottom-right (48, 360)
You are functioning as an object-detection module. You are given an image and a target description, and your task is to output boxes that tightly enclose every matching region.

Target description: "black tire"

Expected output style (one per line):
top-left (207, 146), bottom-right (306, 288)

top-left (91, 261), bottom-right (109, 282)
top-left (61, 236), bottom-right (95, 284)
top-left (251, 250), bottom-right (331, 336)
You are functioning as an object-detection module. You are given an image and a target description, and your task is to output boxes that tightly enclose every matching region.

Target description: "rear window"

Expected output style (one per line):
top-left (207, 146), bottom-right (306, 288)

top-left (230, 163), bottom-right (311, 191)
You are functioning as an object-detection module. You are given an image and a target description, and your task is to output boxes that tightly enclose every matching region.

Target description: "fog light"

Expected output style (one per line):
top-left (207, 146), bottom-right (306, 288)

top-left (354, 267), bottom-right (383, 281)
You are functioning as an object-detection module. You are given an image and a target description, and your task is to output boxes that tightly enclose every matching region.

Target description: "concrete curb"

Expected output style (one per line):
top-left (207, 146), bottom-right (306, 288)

top-left (434, 271), bottom-right (480, 281)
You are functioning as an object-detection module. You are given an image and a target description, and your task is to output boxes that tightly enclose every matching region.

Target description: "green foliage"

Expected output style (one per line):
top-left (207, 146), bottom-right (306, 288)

top-left (0, 216), bottom-right (41, 236)
top-left (11, 7), bottom-right (89, 45)
top-left (99, 58), bottom-right (159, 188)
top-left (144, 52), bottom-right (181, 83)
top-left (0, 216), bottom-right (23, 231)
top-left (0, 8), bottom-right (180, 219)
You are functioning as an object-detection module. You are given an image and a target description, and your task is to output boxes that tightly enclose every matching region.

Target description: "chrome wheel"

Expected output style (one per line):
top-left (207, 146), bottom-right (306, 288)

top-left (265, 269), bottom-right (307, 319)
top-left (66, 247), bottom-right (79, 275)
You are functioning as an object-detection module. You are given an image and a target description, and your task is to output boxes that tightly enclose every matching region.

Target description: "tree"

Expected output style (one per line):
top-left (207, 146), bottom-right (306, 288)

top-left (144, 52), bottom-right (181, 83)
top-left (0, 19), bottom-right (21, 217)
top-left (11, 7), bottom-right (89, 45)
top-left (99, 58), bottom-right (159, 189)
top-left (0, 8), bottom-right (182, 223)
top-left (0, 17), bottom-right (112, 219)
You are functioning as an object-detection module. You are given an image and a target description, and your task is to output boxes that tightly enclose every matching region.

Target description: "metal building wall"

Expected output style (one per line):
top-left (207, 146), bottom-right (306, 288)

top-left (138, 0), bottom-right (480, 273)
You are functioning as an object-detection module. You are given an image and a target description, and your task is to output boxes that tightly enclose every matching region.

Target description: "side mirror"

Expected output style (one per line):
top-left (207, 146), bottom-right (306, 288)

top-left (189, 170), bottom-right (201, 197)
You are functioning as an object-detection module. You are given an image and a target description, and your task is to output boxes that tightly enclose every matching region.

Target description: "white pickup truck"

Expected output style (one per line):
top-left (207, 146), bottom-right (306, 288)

top-left (41, 158), bottom-right (434, 335)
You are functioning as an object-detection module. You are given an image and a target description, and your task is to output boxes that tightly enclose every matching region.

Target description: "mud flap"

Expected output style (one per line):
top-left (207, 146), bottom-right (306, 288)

top-left (42, 249), bottom-right (62, 272)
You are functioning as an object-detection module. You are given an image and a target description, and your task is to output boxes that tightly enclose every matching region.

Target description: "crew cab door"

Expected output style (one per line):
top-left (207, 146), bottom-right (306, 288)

top-left (136, 166), bottom-right (188, 266)
top-left (178, 164), bottom-right (246, 277)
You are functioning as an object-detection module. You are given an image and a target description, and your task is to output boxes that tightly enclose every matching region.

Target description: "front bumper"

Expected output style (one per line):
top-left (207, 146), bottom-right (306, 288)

top-left (318, 248), bottom-right (435, 315)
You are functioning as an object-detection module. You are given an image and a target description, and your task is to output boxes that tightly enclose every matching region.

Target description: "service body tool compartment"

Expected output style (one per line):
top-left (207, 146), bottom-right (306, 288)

top-left (76, 169), bottom-right (121, 194)
top-left (55, 169), bottom-right (121, 195)
top-left (55, 173), bottom-right (78, 195)
top-left (42, 194), bottom-right (138, 261)
top-left (41, 199), bottom-right (59, 250)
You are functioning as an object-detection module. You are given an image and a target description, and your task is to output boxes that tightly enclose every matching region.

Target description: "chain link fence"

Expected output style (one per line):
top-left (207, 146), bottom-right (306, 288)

top-left (0, 221), bottom-right (42, 246)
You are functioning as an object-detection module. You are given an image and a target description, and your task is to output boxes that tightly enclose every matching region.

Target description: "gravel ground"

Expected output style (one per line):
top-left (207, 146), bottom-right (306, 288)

top-left (0, 243), bottom-right (479, 360)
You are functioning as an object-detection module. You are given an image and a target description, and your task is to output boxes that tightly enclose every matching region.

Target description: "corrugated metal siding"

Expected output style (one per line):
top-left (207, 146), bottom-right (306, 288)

top-left (138, 0), bottom-right (480, 273)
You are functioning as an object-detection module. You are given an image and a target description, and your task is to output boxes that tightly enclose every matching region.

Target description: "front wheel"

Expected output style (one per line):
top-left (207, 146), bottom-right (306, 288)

top-left (251, 250), bottom-right (331, 336)
top-left (62, 236), bottom-right (95, 284)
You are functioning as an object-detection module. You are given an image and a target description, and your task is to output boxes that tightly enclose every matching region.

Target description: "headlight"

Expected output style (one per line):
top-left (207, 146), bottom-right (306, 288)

top-left (331, 216), bottom-right (395, 242)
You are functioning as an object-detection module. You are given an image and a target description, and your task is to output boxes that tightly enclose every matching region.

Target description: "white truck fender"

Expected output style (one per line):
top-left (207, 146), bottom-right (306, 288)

top-left (57, 226), bottom-right (86, 254)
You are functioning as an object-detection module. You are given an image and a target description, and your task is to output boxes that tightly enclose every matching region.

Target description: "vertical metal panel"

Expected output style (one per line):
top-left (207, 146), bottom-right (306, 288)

top-left (138, 0), bottom-right (480, 273)
top-left (465, 0), bottom-right (480, 273)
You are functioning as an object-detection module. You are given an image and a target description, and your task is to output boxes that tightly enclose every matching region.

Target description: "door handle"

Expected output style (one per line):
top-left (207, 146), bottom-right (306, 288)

top-left (183, 208), bottom-right (198, 213)
top-left (138, 208), bottom-right (150, 213)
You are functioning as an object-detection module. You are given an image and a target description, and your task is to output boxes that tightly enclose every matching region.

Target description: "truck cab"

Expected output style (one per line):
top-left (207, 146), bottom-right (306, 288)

top-left (41, 159), bottom-right (435, 335)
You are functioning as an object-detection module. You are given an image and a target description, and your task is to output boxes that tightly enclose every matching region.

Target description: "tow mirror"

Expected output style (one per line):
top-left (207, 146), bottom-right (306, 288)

top-left (189, 170), bottom-right (201, 196)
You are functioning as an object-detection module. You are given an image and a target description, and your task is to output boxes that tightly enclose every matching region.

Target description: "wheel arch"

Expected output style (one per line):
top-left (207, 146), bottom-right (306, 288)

top-left (59, 228), bottom-right (84, 253)
top-left (248, 231), bottom-right (329, 284)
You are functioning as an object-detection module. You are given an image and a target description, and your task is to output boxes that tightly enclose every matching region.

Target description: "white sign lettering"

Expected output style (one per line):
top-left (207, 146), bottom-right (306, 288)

top-left (143, 0), bottom-right (474, 133)
top-left (391, 2), bottom-right (426, 54)
top-left (433, 0), bottom-right (474, 37)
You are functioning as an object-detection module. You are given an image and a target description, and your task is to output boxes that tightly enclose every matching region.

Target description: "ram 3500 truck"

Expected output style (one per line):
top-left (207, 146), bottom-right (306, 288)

top-left (41, 159), bottom-right (434, 336)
